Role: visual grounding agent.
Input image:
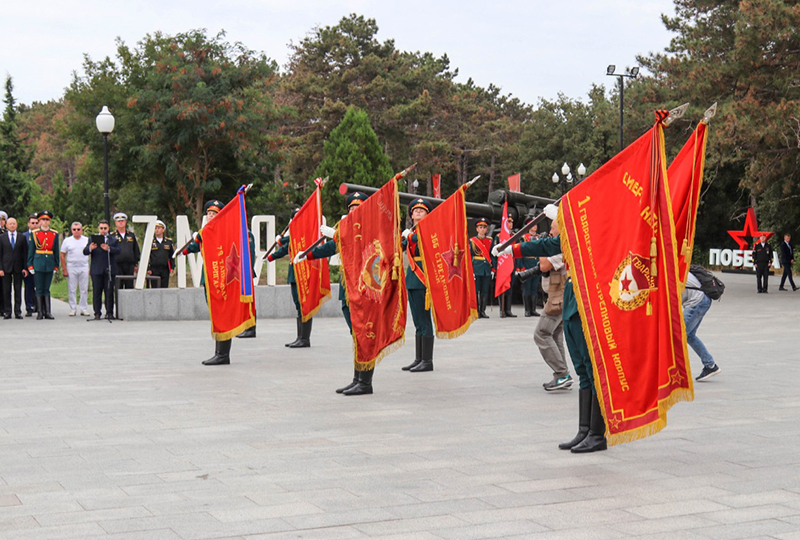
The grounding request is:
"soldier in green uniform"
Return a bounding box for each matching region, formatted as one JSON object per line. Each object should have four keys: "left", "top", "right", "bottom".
{"left": 297, "top": 192, "right": 371, "bottom": 395}
{"left": 147, "top": 220, "right": 174, "bottom": 288}
{"left": 470, "top": 217, "right": 494, "bottom": 319}
{"left": 265, "top": 208, "right": 312, "bottom": 348}
{"left": 494, "top": 204, "right": 607, "bottom": 453}
{"left": 182, "top": 199, "right": 255, "bottom": 365}
{"left": 517, "top": 217, "right": 541, "bottom": 317}
{"left": 26, "top": 211, "right": 59, "bottom": 320}
{"left": 401, "top": 198, "right": 435, "bottom": 372}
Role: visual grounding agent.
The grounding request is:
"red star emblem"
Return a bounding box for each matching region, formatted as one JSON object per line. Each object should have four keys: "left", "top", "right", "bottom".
{"left": 225, "top": 243, "right": 240, "bottom": 285}
{"left": 607, "top": 415, "right": 621, "bottom": 431}
{"left": 440, "top": 243, "right": 463, "bottom": 281}
{"left": 620, "top": 276, "right": 633, "bottom": 292}
{"left": 670, "top": 369, "right": 685, "bottom": 386}
{"left": 727, "top": 208, "right": 773, "bottom": 250}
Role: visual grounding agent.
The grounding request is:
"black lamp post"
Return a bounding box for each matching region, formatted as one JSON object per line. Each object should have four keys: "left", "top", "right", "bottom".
{"left": 95, "top": 106, "right": 115, "bottom": 222}
{"left": 552, "top": 162, "right": 587, "bottom": 195}
{"left": 606, "top": 65, "right": 639, "bottom": 152}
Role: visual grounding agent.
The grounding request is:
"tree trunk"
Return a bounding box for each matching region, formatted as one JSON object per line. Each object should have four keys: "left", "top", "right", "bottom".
{"left": 489, "top": 154, "right": 496, "bottom": 194}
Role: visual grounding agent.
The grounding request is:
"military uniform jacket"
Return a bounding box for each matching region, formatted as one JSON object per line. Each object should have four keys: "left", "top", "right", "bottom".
{"left": 148, "top": 237, "right": 175, "bottom": 271}
{"left": 27, "top": 229, "right": 60, "bottom": 273}
{"left": 516, "top": 233, "right": 539, "bottom": 271}
{"left": 113, "top": 229, "right": 141, "bottom": 266}
{"left": 270, "top": 235, "right": 295, "bottom": 284}
{"left": 753, "top": 242, "right": 773, "bottom": 266}
{"left": 403, "top": 233, "right": 426, "bottom": 290}
{"left": 470, "top": 236, "right": 494, "bottom": 277}
{"left": 516, "top": 236, "right": 580, "bottom": 319}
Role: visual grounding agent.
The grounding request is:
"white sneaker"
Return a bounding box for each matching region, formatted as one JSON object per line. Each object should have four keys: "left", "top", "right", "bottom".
{"left": 69, "top": 311, "right": 77, "bottom": 317}
{"left": 81, "top": 311, "right": 91, "bottom": 316}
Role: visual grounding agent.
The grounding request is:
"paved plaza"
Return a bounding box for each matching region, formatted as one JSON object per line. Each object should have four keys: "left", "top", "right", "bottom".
{"left": 1, "top": 273, "right": 800, "bottom": 540}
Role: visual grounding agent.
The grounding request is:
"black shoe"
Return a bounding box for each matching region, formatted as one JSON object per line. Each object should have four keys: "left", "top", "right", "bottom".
{"left": 93, "top": 314, "right": 102, "bottom": 320}
{"left": 779, "top": 287, "right": 788, "bottom": 291}
{"left": 559, "top": 389, "right": 591, "bottom": 450}
{"left": 794, "top": 287, "right": 799, "bottom": 291}
{"left": 695, "top": 364, "right": 720, "bottom": 381}
{"left": 203, "top": 340, "right": 231, "bottom": 365}
{"left": 530, "top": 310, "right": 540, "bottom": 317}
{"left": 409, "top": 336, "right": 434, "bottom": 372}
{"left": 25, "top": 311, "right": 32, "bottom": 317}
{"left": 43, "top": 297, "right": 54, "bottom": 319}
{"left": 342, "top": 369, "right": 373, "bottom": 395}
{"left": 504, "top": 312, "right": 517, "bottom": 318}
{"left": 35, "top": 297, "right": 44, "bottom": 320}
{"left": 288, "top": 319, "right": 312, "bottom": 348}
{"left": 336, "top": 369, "right": 359, "bottom": 394}
{"left": 571, "top": 393, "right": 607, "bottom": 453}
{"left": 402, "top": 336, "right": 423, "bottom": 371}
{"left": 15, "top": 314, "right": 23, "bottom": 320}
{"left": 237, "top": 326, "right": 256, "bottom": 338}
{"left": 285, "top": 317, "right": 302, "bottom": 347}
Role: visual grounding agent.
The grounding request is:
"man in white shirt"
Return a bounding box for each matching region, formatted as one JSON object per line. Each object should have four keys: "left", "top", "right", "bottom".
{"left": 60, "top": 222, "right": 90, "bottom": 316}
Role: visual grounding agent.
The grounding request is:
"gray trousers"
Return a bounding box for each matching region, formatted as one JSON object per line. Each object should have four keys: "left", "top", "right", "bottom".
{"left": 534, "top": 312, "right": 568, "bottom": 378}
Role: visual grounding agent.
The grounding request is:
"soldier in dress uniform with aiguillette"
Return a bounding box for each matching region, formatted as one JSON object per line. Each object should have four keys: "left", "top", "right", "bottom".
{"left": 470, "top": 217, "right": 494, "bottom": 319}
{"left": 402, "top": 198, "right": 435, "bottom": 372}
{"left": 147, "top": 220, "right": 174, "bottom": 288}
{"left": 27, "top": 210, "right": 59, "bottom": 320}
{"left": 112, "top": 212, "right": 141, "bottom": 289}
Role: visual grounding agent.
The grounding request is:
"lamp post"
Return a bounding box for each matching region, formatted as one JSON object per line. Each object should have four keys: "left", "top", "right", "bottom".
{"left": 95, "top": 106, "right": 115, "bottom": 222}
{"left": 412, "top": 178, "right": 419, "bottom": 195}
{"left": 606, "top": 65, "right": 639, "bottom": 152}
{"left": 552, "top": 162, "right": 586, "bottom": 195}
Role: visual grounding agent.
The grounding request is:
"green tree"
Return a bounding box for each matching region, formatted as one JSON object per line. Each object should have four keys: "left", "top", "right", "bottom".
{"left": 315, "top": 106, "right": 393, "bottom": 218}
{"left": 0, "top": 75, "right": 40, "bottom": 217}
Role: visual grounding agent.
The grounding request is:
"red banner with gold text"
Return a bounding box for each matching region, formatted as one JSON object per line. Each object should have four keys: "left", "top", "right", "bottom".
{"left": 336, "top": 179, "right": 407, "bottom": 370}
{"left": 558, "top": 115, "right": 693, "bottom": 445}
{"left": 494, "top": 201, "right": 513, "bottom": 297}
{"left": 201, "top": 186, "right": 256, "bottom": 340}
{"left": 668, "top": 122, "right": 708, "bottom": 283}
{"left": 416, "top": 186, "right": 478, "bottom": 338}
{"left": 290, "top": 188, "right": 331, "bottom": 321}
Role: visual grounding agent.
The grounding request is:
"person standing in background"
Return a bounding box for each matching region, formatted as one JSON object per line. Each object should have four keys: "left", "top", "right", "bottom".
{"left": 0, "top": 217, "right": 29, "bottom": 319}
{"left": 60, "top": 222, "right": 91, "bottom": 316}
{"left": 112, "top": 213, "right": 140, "bottom": 289}
{"left": 778, "top": 233, "right": 797, "bottom": 291}
{"left": 753, "top": 234, "right": 773, "bottom": 293}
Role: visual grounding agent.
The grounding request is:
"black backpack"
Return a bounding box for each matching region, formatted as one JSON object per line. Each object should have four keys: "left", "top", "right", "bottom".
{"left": 687, "top": 264, "right": 725, "bottom": 300}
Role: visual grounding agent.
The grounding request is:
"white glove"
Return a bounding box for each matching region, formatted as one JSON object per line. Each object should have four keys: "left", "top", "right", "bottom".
{"left": 320, "top": 225, "right": 335, "bottom": 239}
{"left": 492, "top": 244, "right": 512, "bottom": 258}
{"left": 192, "top": 231, "right": 201, "bottom": 243}
{"left": 402, "top": 228, "right": 412, "bottom": 240}
{"left": 293, "top": 252, "right": 307, "bottom": 265}
{"left": 544, "top": 204, "right": 559, "bottom": 222}
{"left": 275, "top": 234, "right": 284, "bottom": 246}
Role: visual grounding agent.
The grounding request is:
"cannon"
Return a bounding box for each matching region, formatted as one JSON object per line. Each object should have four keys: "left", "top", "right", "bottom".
{"left": 338, "top": 183, "right": 555, "bottom": 226}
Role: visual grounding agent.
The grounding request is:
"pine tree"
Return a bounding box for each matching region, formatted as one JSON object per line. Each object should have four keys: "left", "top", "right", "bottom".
{"left": 0, "top": 75, "right": 37, "bottom": 218}
{"left": 315, "top": 107, "right": 393, "bottom": 218}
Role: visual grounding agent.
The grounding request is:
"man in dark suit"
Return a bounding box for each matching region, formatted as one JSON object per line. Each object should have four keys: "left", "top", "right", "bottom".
{"left": 753, "top": 234, "right": 774, "bottom": 293}
{"left": 83, "top": 219, "right": 120, "bottom": 319}
{"left": 22, "top": 214, "right": 38, "bottom": 316}
{"left": 779, "top": 233, "right": 797, "bottom": 291}
{"left": 0, "top": 217, "right": 29, "bottom": 319}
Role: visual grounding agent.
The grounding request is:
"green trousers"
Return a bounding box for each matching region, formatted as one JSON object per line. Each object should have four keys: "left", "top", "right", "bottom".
{"left": 34, "top": 271, "right": 54, "bottom": 297}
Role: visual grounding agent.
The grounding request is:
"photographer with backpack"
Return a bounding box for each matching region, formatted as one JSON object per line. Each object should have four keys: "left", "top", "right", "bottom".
{"left": 683, "top": 266, "right": 723, "bottom": 381}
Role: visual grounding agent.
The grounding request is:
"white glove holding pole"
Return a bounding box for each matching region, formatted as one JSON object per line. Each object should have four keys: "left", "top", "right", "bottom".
{"left": 293, "top": 252, "right": 307, "bottom": 265}
{"left": 544, "top": 204, "right": 559, "bottom": 222}
{"left": 402, "top": 228, "right": 412, "bottom": 240}
{"left": 492, "top": 244, "right": 513, "bottom": 258}
{"left": 319, "top": 225, "right": 335, "bottom": 239}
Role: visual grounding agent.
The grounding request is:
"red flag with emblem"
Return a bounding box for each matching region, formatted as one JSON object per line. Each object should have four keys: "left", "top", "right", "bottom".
{"left": 416, "top": 185, "right": 478, "bottom": 338}
{"left": 200, "top": 186, "right": 256, "bottom": 340}
{"left": 558, "top": 112, "right": 692, "bottom": 445}
{"left": 494, "top": 201, "right": 513, "bottom": 297}
{"left": 667, "top": 122, "right": 708, "bottom": 283}
{"left": 336, "top": 178, "right": 407, "bottom": 370}
{"left": 432, "top": 174, "right": 442, "bottom": 198}
{"left": 290, "top": 187, "right": 331, "bottom": 321}
{"left": 507, "top": 173, "right": 521, "bottom": 192}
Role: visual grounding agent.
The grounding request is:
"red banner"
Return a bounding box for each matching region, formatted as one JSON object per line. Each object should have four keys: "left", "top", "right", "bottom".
{"left": 558, "top": 114, "right": 692, "bottom": 445}
{"left": 201, "top": 186, "right": 256, "bottom": 340}
{"left": 668, "top": 122, "right": 708, "bottom": 282}
{"left": 507, "top": 173, "right": 521, "bottom": 192}
{"left": 432, "top": 174, "right": 442, "bottom": 198}
{"left": 290, "top": 187, "right": 332, "bottom": 321}
{"left": 337, "top": 178, "right": 407, "bottom": 370}
{"left": 494, "top": 201, "right": 513, "bottom": 297}
{"left": 416, "top": 185, "right": 478, "bottom": 338}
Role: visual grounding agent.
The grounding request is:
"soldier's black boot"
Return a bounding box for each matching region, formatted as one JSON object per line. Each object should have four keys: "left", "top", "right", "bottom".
{"left": 504, "top": 300, "right": 517, "bottom": 318}
{"left": 336, "top": 368, "right": 359, "bottom": 394}
{"left": 571, "top": 392, "right": 608, "bottom": 453}
{"left": 559, "top": 389, "right": 591, "bottom": 450}
{"left": 285, "top": 317, "right": 302, "bottom": 347}
{"left": 529, "top": 296, "right": 539, "bottom": 317}
{"left": 410, "top": 335, "right": 434, "bottom": 372}
{"left": 342, "top": 368, "right": 374, "bottom": 395}
{"left": 237, "top": 325, "right": 256, "bottom": 338}
{"left": 35, "top": 296, "right": 44, "bottom": 320}
{"left": 479, "top": 294, "right": 489, "bottom": 319}
{"left": 44, "top": 296, "right": 55, "bottom": 319}
{"left": 203, "top": 339, "right": 231, "bottom": 366}
{"left": 289, "top": 319, "right": 312, "bottom": 348}
{"left": 524, "top": 296, "right": 533, "bottom": 317}
{"left": 402, "top": 335, "right": 423, "bottom": 371}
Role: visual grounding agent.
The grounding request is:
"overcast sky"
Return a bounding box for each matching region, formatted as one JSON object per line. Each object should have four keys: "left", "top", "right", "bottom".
{"left": 2, "top": 0, "right": 677, "bottom": 107}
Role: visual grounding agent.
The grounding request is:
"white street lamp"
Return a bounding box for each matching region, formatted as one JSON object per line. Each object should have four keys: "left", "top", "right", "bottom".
{"left": 95, "top": 106, "right": 116, "bottom": 222}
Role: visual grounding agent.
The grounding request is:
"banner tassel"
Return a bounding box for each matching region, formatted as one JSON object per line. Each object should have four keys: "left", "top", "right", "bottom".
{"left": 393, "top": 253, "right": 400, "bottom": 280}
{"left": 425, "top": 289, "right": 431, "bottom": 311}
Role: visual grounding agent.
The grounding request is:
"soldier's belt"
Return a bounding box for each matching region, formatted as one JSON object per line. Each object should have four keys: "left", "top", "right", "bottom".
{"left": 413, "top": 256, "right": 423, "bottom": 261}
{"left": 36, "top": 250, "right": 53, "bottom": 255}
{"left": 473, "top": 256, "right": 486, "bottom": 261}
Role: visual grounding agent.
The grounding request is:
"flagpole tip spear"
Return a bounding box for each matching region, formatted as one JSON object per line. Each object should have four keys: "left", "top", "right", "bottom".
{"left": 393, "top": 163, "right": 418, "bottom": 181}
{"left": 465, "top": 175, "right": 481, "bottom": 188}
{"left": 664, "top": 102, "right": 690, "bottom": 126}
{"left": 703, "top": 102, "right": 717, "bottom": 123}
